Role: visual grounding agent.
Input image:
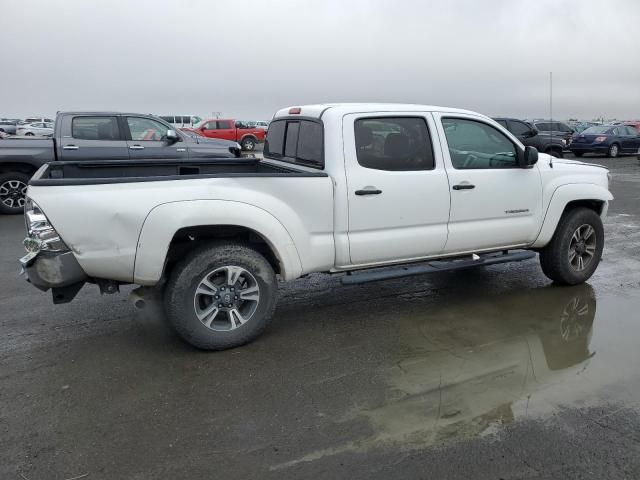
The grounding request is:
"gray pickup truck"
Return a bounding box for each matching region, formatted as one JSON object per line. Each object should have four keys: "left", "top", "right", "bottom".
{"left": 0, "top": 112, "right": 242, "bottom": 214}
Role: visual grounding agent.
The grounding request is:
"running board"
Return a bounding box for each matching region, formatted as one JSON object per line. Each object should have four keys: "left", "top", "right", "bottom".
{"left": 340, "top": 250, "right": 536, "bottom": 285}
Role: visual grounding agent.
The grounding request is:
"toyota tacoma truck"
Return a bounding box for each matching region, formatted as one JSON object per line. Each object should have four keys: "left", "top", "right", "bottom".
{"left": 19, "top": 104, "right": 612, "bottom": 350}
{"left": 0, "top": 111, "right": 241, "bottom": 214}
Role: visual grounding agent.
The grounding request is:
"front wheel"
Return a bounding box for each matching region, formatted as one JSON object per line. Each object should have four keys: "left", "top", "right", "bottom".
{"left": 24, "top": 132, "right": 34, "bottom": 136}
{"left": 607, "top": 143, "right": 620, "bottom": 158}
{"left": 164, "top": 242, "right": 277, "bottom": 350}
{"left": 539, "top": 207, "right": 604, "bottom": 285}
{"left": 241, "top": 137, "right": 256, "bottom": 151}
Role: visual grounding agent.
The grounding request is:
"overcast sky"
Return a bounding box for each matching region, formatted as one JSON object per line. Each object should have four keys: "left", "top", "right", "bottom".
{"left": 1, "top": 0, "right": 639, "bottom": 121}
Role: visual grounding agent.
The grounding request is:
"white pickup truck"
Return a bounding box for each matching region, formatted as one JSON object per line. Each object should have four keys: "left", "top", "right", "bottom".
{"left": 20, "top": 103, "right": 612, "bottom": 350}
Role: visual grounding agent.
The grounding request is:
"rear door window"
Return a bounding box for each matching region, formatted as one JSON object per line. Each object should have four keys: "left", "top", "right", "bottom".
{"left": 72, "top": 116, "right": 121, "bottom": 140}
{"left": 354, "top": 117, "right": 434, "bottom": 171}
{"left": 218, "top": 120, "right": 232, "bottom": 129}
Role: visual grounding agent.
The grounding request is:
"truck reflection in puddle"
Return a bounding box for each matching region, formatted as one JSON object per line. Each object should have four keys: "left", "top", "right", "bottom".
{"left": 274, "top": 284, "right": 596, "bottom": 470}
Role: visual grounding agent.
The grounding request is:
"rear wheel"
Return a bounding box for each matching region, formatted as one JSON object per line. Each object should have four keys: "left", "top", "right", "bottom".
{"left": 607, "top": 143, "right": 620, "bottom": 158}
{"left": 539, "top": 207, "right": 604, "bottom": 285}
{"left": 241, "top": 137, "right": 256, "bottom": 151}
{"left": 24, "top": 132, "right": 34, "bottom": 136}
{"left": 164, "top": 242, "right": 277, "bottom": 350}
{"left": 0, "top": 172, "right": 30, "bottom": 215}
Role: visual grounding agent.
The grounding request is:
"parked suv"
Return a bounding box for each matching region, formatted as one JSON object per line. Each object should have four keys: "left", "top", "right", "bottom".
{"left": 529, "top": 120, "right": 574, "bottom": 146}
{"left": 493, "top": 118, "right": 566, "bottom": 157}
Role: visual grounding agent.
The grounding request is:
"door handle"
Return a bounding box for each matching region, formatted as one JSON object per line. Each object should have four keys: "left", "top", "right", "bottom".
{"left": 129, "top": 145, "right": 145, "bottom": 150}
{"left": 452, "top": 184, "right": 475, "bottom": 190}
{"left": 62, "top": 145, "right": 79, "bottom": 150}
{"left": 355, "top": 188, "right": 382, "bottom": 196}
{"left": 176, "top": 148, "right": 186, "bottom": 152}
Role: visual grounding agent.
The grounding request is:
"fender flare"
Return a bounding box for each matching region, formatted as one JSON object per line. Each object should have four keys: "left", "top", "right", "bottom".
{"left": 239, "top": 134, "right": 257, "bottom": 143}
{"left": 532, "top": 183, "right": 613, "bottom": 248}
{"left": 133, "top": 199, "right": 303, "bottom": 284}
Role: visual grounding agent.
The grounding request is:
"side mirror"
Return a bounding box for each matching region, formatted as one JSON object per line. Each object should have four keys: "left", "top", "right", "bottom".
{"left": 519, "top": 146, "right": 538, "bottom": 168}
{"left": 528, "top": 128, "right": 538, "bottom": 138}
{"left": 166, "top": 129, "right": 179, "bottom": 143}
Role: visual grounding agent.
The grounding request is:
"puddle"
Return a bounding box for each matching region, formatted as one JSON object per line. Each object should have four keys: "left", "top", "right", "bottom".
{"left": 273, "top": 284, "right": 640, "bottom": 470}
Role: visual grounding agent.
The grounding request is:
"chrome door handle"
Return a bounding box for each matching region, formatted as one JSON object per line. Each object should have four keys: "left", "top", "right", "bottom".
{"left": 62, "top": 145, "right": 79, "bottom": 150}
{"left": 129, "top": 145, "right": 145, "bottom": 150}
{"left": 176, "top": 148, "right": 186, "bottom": 152}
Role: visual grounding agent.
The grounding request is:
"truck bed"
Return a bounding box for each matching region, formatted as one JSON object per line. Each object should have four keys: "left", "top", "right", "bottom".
{"left": 30, "top": 158, "right": 327, "bottom": 186}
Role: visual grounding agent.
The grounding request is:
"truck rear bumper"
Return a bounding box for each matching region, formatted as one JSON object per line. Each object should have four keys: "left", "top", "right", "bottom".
{"left": 20, "top": 250, "right": 87, "bottom": 300}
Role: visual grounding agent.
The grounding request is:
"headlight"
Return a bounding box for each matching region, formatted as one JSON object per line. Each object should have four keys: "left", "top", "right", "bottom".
{"left": 23, "top": 198, "right": 69, "bottom": 253}
{"left": 561, "top": 139, "right": 567, "bottom": 145}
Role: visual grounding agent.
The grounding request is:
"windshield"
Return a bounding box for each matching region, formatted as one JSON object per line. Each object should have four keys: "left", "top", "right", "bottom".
{"left": 582, "top": 126, "right": 612, "bottom": 135}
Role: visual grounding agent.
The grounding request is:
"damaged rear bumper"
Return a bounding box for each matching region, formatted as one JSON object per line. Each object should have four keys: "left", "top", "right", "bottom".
{"left": 20, "top": 250, "right": 88, "bottom": 303}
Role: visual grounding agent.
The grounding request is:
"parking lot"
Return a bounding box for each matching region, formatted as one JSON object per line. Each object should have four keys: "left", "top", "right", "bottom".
{"left": 1, "top": 154, "right": 640, "bottom": 479}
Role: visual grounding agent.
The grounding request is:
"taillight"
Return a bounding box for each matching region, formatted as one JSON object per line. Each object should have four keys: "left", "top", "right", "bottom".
{"left": 594, "top": 136, "right": 607, "bottom": 142}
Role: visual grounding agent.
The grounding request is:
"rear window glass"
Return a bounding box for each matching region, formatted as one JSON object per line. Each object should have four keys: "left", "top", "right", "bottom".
{"left": 264, "top": 120, "right": 285, "bottom": 155}
{"left": 264, "top": 119, "right": 324, "bottom": 169}
{"left": 284, "top": 122, "right": 299, "bottom": 157}
{"left": 72, "top": 116, "right": 120, "bottom": 140}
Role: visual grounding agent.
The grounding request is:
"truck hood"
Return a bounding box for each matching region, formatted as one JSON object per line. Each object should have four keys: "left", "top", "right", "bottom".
{"left": 551, "top": 157, "right": 608, "bottom": 170}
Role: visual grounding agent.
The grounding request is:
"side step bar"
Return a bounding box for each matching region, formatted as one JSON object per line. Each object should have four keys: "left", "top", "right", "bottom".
{"left": 341, "top": 250, "right": 536, "bottom": 285}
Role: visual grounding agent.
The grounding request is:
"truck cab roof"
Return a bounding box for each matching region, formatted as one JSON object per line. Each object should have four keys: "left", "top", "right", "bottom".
{"left": 273, "top": 103, "right": 482, "bottom": 120}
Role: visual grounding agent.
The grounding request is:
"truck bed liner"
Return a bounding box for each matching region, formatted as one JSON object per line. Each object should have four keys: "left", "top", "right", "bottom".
{"left": 30, "top": 158, "right": 327, "bottom": 186}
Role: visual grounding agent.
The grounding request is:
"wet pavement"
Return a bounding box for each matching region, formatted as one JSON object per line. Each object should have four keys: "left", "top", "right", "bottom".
{"left": 1, "top": 154, "right": 640, "bottom": 479}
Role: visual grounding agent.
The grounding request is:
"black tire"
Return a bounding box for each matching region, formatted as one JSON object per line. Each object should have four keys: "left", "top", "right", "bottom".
{"left": 573, "top": 152, "right": 584, "bottom": 157}
{"left": 241, "top": 137, "right": 256, "bottom": 151}
{"left": 164, "top": 242, "right": 277, "bottom": 350}
{"left": 0, "top": 172, "right": 30, "bottom": 215}
{"left": 539, "top": 207, "right": 604, "bottom": 285}
{"left": 24, "top": 132, "right": 34, "bottom": 136}
{"left": 607, "top": 143, "right": 620, "bottom": 158}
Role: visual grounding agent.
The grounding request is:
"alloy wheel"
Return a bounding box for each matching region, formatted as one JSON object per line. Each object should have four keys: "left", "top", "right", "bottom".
{"left": 193, "top": 265, "right": 260, "bottom": 331}
{"left": 0, "top": 180, "right": 27, "bottom": 209}
{"left": 568, "top": 224, "right": 597, "bottom": 272}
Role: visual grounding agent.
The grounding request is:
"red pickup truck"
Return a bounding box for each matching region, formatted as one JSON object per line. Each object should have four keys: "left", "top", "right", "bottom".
{"left": 192, "top": 119, "right": 265, "bottom": 151}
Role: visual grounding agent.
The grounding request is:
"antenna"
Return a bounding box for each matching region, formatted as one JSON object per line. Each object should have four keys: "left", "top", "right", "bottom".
{"left": 549, "top": 71, "right": 554, "bottom": 168}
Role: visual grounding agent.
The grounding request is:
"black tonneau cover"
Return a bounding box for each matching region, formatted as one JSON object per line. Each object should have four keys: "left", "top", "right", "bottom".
{"left": 29, "top": 158, "right": 328, "bottom": 186}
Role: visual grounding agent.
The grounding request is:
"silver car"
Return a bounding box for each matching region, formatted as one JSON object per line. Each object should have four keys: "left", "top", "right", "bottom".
{"left": 16, "top": 122, "right": 54, "bottom": 137}
{"left": 0, "top": 120, "right": 17, "bottom": 135}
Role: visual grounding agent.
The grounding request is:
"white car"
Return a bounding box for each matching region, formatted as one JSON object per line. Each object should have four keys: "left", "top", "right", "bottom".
{"left": 16, "top": 122, "right": 54, "bottom": 136}
{"left": 20, "top": 103, "right": 612, "bottom": 350}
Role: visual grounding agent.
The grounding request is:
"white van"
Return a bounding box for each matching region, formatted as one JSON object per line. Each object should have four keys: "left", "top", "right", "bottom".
{"left": 158, "top": 115, "right": 203, "bottom": 128}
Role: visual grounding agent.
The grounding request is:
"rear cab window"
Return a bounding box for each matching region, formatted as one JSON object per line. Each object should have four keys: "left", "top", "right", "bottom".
{"left": 71, "top": 116, "right": 121, "bottom": 140}
{"left": 354, "top": 117, "right": 434, "bottom": 171}
{"left": 264, "top": 118, "right": 324, "bottom": 169}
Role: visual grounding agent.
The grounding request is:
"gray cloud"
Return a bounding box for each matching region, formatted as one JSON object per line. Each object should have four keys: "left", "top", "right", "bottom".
{"left": 1, "top": 0, "right": 639, "bottom": 121}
